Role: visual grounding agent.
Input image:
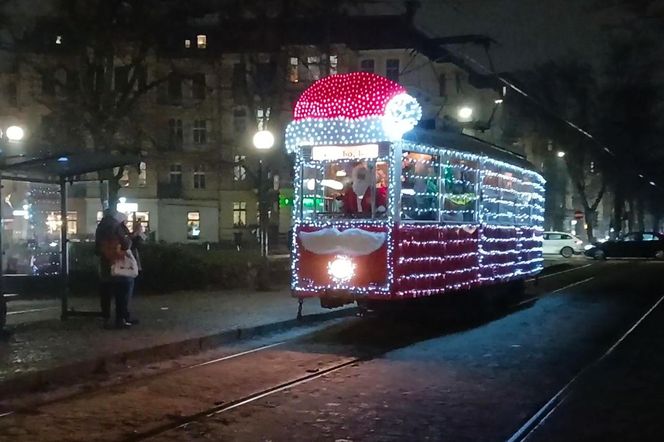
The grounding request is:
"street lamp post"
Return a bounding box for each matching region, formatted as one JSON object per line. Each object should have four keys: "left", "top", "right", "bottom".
{"left": 252, "top": 130, "right": 275, "bottom": 258}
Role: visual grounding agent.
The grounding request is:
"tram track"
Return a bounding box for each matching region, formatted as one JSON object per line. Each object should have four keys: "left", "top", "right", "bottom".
{"left": 506, "top": 291, "right": 664, "bottom": 442}
{"left": 0, "top": 263, "right": 607, "bottom": 442}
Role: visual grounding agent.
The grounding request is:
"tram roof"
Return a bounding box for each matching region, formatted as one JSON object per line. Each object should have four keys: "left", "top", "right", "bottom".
{"left": 403, "top": 130, "right": 538, "bottom": 173}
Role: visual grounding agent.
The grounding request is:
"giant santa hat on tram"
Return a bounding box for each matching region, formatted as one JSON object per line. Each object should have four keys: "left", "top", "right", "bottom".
{"left": 285, "top": 72, "right": 423, "bottom": 153}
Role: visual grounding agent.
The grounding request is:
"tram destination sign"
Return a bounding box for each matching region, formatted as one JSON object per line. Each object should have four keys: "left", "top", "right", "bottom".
{"left": 311, "top": 144, "right": 379, "bottom": 161}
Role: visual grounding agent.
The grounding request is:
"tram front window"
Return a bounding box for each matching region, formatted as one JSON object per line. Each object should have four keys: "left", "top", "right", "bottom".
{"left": 301, "top": 161, "right": 389, "bottom": 220}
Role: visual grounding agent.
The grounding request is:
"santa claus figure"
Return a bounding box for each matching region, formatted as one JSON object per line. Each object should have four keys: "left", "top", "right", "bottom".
{"left": 338, "top": 164, "right": 388, "bottom": 215}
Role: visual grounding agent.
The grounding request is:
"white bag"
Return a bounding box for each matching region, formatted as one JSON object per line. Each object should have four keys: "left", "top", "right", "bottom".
{"left": 111, "top": 250, "right": 139, "bottom": 278}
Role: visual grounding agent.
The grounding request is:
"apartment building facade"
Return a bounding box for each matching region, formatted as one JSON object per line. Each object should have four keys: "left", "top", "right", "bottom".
{"left": 0, "top": 11, "right": 504, "bottom": 246}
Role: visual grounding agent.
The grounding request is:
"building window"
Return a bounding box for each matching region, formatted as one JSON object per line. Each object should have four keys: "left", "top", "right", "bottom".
{"left": 196, "top": 34, "right": 207, "bottom": 49}
{"left": 169, "top": 164, "right": 182, "bottom": 186}
{"left": 46, "top": 211, "right": 77, "bottom": 235}
{"left": 193, "top": 165, "right": 206, "bottom": 189}
{"left": 329, "top": 55, "right": 338, "bottom": 75}
{"left": 119, "top": 167, "right": 130, "bottom": 187}
{"left": 360, "top": 59, "right": 375, "bottom": 73}
{"left": 192, "top": 73, "right": 206, "bottom": 99}
{"left": 168, "top": 118, "right": 183, "bottom": 149}
{"left": 233, "top": 108, "right": 247, "bottom": 135}
{"left": 168, "top": 75, "right": 182, "bottom": 101}
{"left": 233, "top": 201, "right": 247, "bottom": 227}
{"left": 386, "top": 59, "right": 400, "bottom": 82}
{"left": 256, "top": 108, "right": 270, "bottom": 131}
{"left": 184, "top": 39, "right": 191, "bottom": 48}
{"left": 187, "top": 211, "right": 201, "bottom": 239}
{"left": 193, "top": 119, "right": 207, "bottom": 144}
{"left": 288, "top": 57, "right": 299, "bottom": 83}
{"left": 55, "top": 35, "right": 62, "bottom": 45}
{"left": 307, "top": 56, "right": 320, "bottom": 80}
{"left": 138, "top": 162, "right": 147, "bottom": 187}
{"left": 233, "top": 155, "right": 247, "bottom": 181}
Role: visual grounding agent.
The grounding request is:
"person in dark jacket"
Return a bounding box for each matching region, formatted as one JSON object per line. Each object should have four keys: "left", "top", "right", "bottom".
{"left": 95, "top": 209, "right": 134, "bottom": 328}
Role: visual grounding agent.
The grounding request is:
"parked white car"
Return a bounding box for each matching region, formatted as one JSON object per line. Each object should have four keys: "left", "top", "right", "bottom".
{"left": 542, "top": 231, "right": 584, "bottom": 258}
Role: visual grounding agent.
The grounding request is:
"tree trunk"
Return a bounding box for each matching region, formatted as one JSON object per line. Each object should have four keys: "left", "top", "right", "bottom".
{"left": 627, "top": 199, "right": 636, "bottom": 232}
{"left": 611, "top": 189, "right": 624, "bottom": 238}
{"left": 584, "top": 208, "right": 597, "bottom": 243}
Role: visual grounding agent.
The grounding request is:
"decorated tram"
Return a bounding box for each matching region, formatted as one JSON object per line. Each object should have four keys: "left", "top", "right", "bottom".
{"left": 286, "top": 72, "right": 545, "bottom": 309}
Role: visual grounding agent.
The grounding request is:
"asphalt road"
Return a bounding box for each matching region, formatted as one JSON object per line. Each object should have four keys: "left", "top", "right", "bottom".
{"left": 1, "top": 260, "right": 663, "bottom": 442}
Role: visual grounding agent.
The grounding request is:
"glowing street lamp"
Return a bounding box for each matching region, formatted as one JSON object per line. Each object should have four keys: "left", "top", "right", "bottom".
{"left": 556, "top": 151, "right": 566, "bottom": 158}
{"left": 5, "top": 125, "right": 25, "bottom": 142}
{"left": 253, "top": 130, "right": 275, "bottom": 151}
{"left": 457, "top": 106, "right": 473, "bottom": 121}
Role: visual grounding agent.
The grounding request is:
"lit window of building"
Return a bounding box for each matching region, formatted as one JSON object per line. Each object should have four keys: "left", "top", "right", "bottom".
{"left": 138, "top": 162, "right": 147, "bottom": 187}
{"left": 233, "top": 201, "right": 247, "bottom": 227}
{"left": 119, "top": 167, "right": 130, "bottom": 187}
{"left": 187, "top": 211, "right": 201, "bottom": 239}
{"left": 288, "top": 57, "right": 299, "bottom": 83}
{"left": 196, "top": 34, "right": 207, "bottom": 49}
{"left": 329, "top": 55, "right": 338, "bottom": 75}
{"left": 233, "top": 155, "right": 246, "bottom": 181}
{"left": 307, "top": 56, "right": 320, "bottom": 80}
{"left": 193, "top": 165, "right": 206, "bottom": 189}
{"left": 55, "top": 35, "right": 62, "bottom": 45}
{"left": 184, "top": 39, "right": 191, "bottom": 48}
{"left": 256, "top": 108, "right": 270, "bottom": 131}
{"left": 46, "top": 211, "right": 77, "bottom": 235}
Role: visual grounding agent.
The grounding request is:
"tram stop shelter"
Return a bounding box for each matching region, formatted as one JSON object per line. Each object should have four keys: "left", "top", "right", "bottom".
{"left": 0, "top": 152, "right": 140, "bottom": 324}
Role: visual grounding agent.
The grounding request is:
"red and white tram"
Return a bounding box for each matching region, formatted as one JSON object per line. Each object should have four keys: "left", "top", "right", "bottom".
{"left": 285, "top": 72, "right": 545, "bottom": 309}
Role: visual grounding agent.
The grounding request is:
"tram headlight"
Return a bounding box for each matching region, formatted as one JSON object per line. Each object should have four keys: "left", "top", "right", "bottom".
{"left": 328, "top": 256, "right": 355, "bottom": 283}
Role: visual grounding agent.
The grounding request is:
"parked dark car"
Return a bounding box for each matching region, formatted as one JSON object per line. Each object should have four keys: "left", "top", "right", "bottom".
{"left": 584, "top": 232, "right": 664, "bottom": 260}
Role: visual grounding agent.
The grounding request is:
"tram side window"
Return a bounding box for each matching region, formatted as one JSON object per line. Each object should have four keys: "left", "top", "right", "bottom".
{"left": 400, "top": 151, "right": 439, "bottom": 221}
{"left": 481, "top": 166, "right": 529, "bottom": 225}
{"left": 301, "top": 164, "right": 323, "bottom": 220}
{"left": 441, "top": 156, "right": 478, "bottom": 223}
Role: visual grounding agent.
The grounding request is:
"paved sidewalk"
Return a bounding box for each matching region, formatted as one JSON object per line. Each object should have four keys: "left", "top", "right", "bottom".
{"left": 0, "top": 288, "right": 348, "bottom": 388}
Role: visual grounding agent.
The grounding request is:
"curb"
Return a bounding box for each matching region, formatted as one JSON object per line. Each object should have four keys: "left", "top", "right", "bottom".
{"left": 0, "top": 306, "right": 357, "bottom": 399}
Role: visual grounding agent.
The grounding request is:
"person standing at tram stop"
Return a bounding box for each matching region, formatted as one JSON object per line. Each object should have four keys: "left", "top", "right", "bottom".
{"left": 127, "top": 217, "right": 147, "bottom": 324}
{"left": 340, "top": 163, "right": 387, "bottom": 216}
{"left": 95, "top": 209, "right": 138, "bottom": 329}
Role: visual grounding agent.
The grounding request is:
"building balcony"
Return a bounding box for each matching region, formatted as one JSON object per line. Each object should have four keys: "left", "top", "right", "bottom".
{"left": 157, "top": 182, "right": 183, "bottom": 199}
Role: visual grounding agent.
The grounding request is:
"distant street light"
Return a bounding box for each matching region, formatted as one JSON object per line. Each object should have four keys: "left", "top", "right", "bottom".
{"left": 494, "top": 99, "right": 503, "bottom": 104}
{"left": 4, "top": 125, "right": 25, "bottom": 142}
{"left": 457, "top": 106, "right": 473, "bottom": 121}
{"left": 253, "top": 130, "right": 275, "bottom": 258}
{"left": 556, "top": 151, "right": 566, "bottom": 158}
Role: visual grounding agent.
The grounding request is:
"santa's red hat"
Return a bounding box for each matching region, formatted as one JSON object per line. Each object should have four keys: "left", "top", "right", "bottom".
{"left": 286, "top": 72, "right": 422, "bottom": 153}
